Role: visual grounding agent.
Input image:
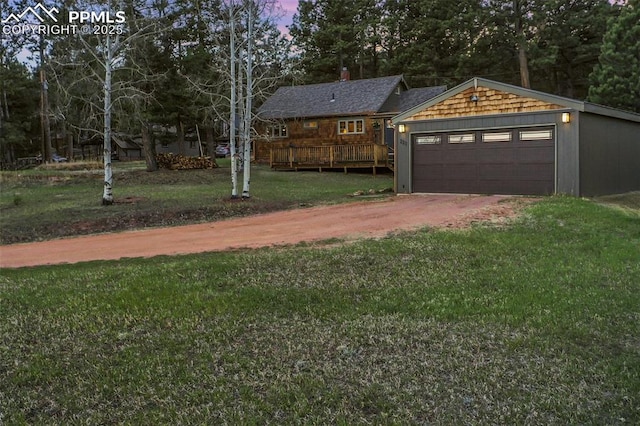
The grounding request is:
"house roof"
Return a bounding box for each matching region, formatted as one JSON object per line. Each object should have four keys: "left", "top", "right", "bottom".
{"left": 258, "top": 75, "right": 446, "bottom": 120}
{"left": 393, "top": 77, "right": 640, "bottom": 123}
{"left": 380, "top": 86, "right": 447, "bottom": 114}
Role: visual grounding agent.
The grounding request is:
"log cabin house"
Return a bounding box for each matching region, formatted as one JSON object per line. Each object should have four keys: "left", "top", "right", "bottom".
{"left": 255, "top": 72, "right": 446, "bottom": 172}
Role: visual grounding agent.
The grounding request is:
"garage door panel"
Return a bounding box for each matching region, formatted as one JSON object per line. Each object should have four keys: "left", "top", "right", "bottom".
{"left": 516, "top": 164, "right": 555, "bottom": 180}
{"left": 412, "top": 177, "right": 445, "bottom": 193}
{"left": 443, "top": 164, "right": 478, "bottom": 177}
{"left": 445, "top": 179, "right": 479, "bottom": 193}
{"left": 414, "top": 148, "right": 442, "bottom": 165}
{"left": 478, "top": 164, "right": 515, "bottom": 180}
{"left": 446, "top": 150, "right": 481, "bottom": 163}
{"left": 517, "top": 146, "right": 554, "bottom": 162}
{"left": 476, "top": 148, "right": 517, "bottom": 162}
{"left": 412, "top": 127, "right": 555, "bottom": 195}
{"left": 414, "top": 164, "right": 443, "bottom": 180}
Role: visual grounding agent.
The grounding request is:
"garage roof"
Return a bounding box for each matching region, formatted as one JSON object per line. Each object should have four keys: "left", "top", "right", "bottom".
{"left": 393, "top": 77, "right": 640, "bottom": 124}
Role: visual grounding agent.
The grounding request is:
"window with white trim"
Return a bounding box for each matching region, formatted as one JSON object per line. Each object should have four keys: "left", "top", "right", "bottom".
{"left": 448, "top": 133, "right": 475, "bottom": 144}
{"left": 519, "top": 129, "right": 553, "bottom": 141}
{"left": 338, "top": 119, "right": 364, "bottom": 134}
{"left": 416, "top": 135, "right": 442, "bottom": 145}
{"left": 268, "top": 125, "right": 288, "bottom": 138}
{"left": 483, "top": 131, "right": 512, "bottom": 143}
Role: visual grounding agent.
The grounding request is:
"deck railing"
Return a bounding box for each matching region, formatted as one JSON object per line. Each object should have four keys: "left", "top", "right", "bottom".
{"left": 270, "top": 144, "right": 391, "bottom": 171}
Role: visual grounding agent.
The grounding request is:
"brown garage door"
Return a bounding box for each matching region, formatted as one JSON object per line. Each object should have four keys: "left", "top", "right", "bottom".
{"left": 412, "top": 127, "right": 555, "bottom": 195}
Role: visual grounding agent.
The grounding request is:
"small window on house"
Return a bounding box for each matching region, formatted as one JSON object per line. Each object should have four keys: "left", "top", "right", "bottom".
{"left": 338, "top": 119, "right": 365, "bottom": 134}
{"left": 303, "top": 121, "right": 318, "bottom": 129}
{"left": 448, "top": 133, "right": 475, "bottom": 144}
{"left": 415, "top": 135, "right": 441, "bottom": 145}
{"left": 519, "top": 129, "right": 553, "bottom": 141}
{"left": 269, "top": 125, "right": 288, "bottom": 138}
{"left": 482, "top": 131, "right": 512, "bottom": 143}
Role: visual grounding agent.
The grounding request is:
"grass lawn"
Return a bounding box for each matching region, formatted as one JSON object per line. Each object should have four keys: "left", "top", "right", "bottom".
{"left": 1, "top": 195, "right": 639, "bottom": 424}
{"left": 0, "top": 160, "right": 393, "bottom": 244}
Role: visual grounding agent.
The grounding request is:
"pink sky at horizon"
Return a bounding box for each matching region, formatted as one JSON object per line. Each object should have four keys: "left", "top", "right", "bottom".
{"left": 276, "top": 0, "right": 298, "bottom": 34}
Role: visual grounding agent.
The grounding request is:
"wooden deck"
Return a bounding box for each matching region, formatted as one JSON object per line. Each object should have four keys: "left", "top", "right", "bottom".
{"left": 270, "top": 144, "right": 394, "bottom": 173}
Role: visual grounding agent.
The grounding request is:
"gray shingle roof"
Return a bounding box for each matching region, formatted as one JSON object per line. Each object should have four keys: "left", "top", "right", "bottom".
{"left": 258, "top": 75, "right": 416, "bottom": 120}
{"left": 380, "top": 86, "right": 447, "bottom": 114}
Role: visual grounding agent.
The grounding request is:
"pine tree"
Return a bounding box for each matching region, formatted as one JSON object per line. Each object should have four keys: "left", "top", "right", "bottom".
{"left": 290, "top": 0, "right": 381, "bottom": 82}
{"left": 0, "top": 60, "right": 39, "bottom": 163}
{"left": 530, "top": 0, "right": 613, "bottom": 99}
{"left": 588, "top": 0, "right": 640, "bottom": 112}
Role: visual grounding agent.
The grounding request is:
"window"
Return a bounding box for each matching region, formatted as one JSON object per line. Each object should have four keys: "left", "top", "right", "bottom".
{"left": 303, "top": 121, "right": 318, "bottom": 129}
{"left": 482, "top": 131, "right": 512, "bottom": 143}
{"left": 448, "top": 133, "right": 475, "bottom": 144}
{"left": 268, "top": 125, "right": 288, "bottom": 138}
{"left": 520, "top": 129, "right": 553, "bottom": 141}
{"left": 338, "top": 119, "right": 364, "bottom": 134}
{"left": 415, "top": 135, "right": 441, "bottom": 145}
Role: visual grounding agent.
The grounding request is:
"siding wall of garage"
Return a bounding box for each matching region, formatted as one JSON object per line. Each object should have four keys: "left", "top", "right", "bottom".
{"left": 579, "top": 114, "right": 640, "bottom": 196}
{"left": 396, "top": 111, "right": 579, "bottom": 195}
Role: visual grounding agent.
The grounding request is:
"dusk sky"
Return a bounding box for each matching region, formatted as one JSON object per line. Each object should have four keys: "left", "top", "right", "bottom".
{"left": 276, "top": 0, "right": 298, "bottom": 34}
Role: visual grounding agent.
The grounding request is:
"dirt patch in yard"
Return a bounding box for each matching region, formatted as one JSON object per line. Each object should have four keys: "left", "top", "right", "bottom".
{"left": 0, "top": 194, "right": 537, "bottom": 268}
{"left": 444, "top": 197, "right": 541, "bottom": 229}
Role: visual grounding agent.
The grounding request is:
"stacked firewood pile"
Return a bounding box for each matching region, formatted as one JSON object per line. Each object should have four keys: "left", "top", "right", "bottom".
{"left": 155, "top": 153, "right": 217, "bottom": 170}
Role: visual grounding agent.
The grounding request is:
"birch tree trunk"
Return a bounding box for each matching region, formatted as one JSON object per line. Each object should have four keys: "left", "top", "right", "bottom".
{"left": 241, "top": 1, "right": 253, "bottom": 199}
{"left": 229, "top": 6, "right": 239, "bottom": 198}
{"left": 103, "top": 31, "right": 114, "bottom": 205}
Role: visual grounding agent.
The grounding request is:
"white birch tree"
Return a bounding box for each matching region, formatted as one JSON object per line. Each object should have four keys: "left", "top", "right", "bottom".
{"left": 240, "top": 0, "right": 253, "bottom": 198}
{"left": 183, "top": 0, "right": 288, "bottom": 199}
{"left": 49, "top": 0, "right": 158, "bottom": 204}
{"left": 229, "top": 3, "right": 239, "bottom": 198}
{"left": 234, "top": 0, "right": 283, "bottom": 199}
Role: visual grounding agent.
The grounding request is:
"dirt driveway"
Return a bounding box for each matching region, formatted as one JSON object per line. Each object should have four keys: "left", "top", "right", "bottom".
{"left": 1, "top": 194, "right": 520, "bottom": 268}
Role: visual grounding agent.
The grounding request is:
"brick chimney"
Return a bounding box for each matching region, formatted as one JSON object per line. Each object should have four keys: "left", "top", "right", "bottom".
{"left": 340, "top": 67, "right": 350, "bottom": 81}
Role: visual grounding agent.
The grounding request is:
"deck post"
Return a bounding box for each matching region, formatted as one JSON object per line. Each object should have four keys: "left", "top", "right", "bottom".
{"left": 289, "top": 147, "right": 293, "bottom": 168}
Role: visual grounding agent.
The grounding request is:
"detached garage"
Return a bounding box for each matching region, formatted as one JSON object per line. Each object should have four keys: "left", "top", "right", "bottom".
{"left": 393, "top": 77, "right": 640, "bottom": 197}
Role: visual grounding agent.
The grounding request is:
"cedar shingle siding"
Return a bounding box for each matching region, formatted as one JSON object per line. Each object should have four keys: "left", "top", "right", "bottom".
{"left": 407, "top": 87, "right": 563, "bottom": 121}
{"left": 255, "top": 75, "right": 446, "bottom": 163}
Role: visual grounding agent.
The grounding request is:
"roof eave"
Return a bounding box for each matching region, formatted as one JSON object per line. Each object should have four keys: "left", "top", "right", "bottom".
{"left": 259, "top": 111, "right": 379, "bottom": 121}
{"left": 392, "top": 77, "right": 588, "bottom": 123}
{"left": 583, "top": 102, "right": 640, "bottom": 123}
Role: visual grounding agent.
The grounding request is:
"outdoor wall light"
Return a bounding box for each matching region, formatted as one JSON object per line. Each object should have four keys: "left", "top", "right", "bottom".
{"left": 398, "top": 124, "right": 406, "bottom": 133}
{"left": 562, "top": 112, "right": 571, "bottom": 123}
{"left": 470, "top": 94, "right": 479, "bottom": 103}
